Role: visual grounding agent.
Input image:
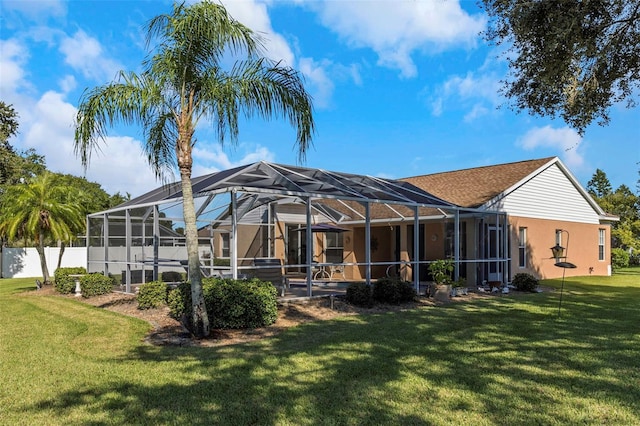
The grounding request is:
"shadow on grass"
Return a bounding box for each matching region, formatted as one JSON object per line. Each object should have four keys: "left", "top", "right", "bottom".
{"left": 24, "top": 282, "right": 640, "bottom": 425}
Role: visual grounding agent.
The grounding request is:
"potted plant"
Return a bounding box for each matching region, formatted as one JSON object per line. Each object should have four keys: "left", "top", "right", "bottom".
{"left": 451, "top": 277, "right": 468, "bottom": 297}
{"left": 428, "top": 259, "right": 453, "bottom": 301}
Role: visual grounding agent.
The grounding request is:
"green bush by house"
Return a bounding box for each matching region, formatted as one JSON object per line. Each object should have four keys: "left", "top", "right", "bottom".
{"left": 168, "top": 278, "right": 278, "bottom": 329}
{"left": 372, "top": 277, "right": 416, "bottom": 304}
{"left": 346, "top": 282, "right": 373, "bottom": 307}
{"left": 80, "top": 273, "right": 115, "bottom": 297}
{"left": 54, "top": 267, "right": 87, "bottom": 294}
{"left": 612, "top": 248, "right": 630, "bottom": 270}
{"left": 512, "top": 273, "right": 539, "bottom": 292}
{"left": 137, "top": 281, "right": 169, "bottom": 309}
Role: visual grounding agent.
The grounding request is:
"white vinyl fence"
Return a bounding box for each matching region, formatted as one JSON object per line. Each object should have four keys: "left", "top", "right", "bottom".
{"left": 0, "top": 247, "right": 87, "bottom": 279}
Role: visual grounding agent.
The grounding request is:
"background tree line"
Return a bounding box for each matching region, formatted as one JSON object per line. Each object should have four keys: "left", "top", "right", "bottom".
{"left": 587, "top": 168, "right": 640, "bottom": 267}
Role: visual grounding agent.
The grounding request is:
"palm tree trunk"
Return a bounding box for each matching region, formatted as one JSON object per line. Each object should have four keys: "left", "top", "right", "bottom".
{"left": 180, "top": 165, "right": 210, "bottom": 338}
{"left": 57, "top": 241, "right": 66, "bottom": 271}
{"left": 36, "top": 234, "right": 51, "bottom": 284}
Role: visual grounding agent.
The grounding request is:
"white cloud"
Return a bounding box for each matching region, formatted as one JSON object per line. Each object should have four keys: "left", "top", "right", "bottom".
{"left": 0, "top": 39, "right": 33, "bottom": 101}
{"left": 1, "top": 0, "right": 66, "bottom": 19}
{"left": 18, "top": 90, "right": 160, "bottom": 196}
{"left": 518, "top": 126, "right": 584, "bottom": 168}
{"left": 308, "top": 0, "right": 485, "bottom": 78}
{"left": 431, "top": 71, "right": 502, "bottom": 120}
{"left": 58, "top": 75, "right": 77, "bottom": 94}
{"left": 221, "top": 0, "right": 295, "bottom": 66}
{"left": 192, "top": 143, "right": 275, "bottom": 176}
{"left": 298, "top": 57, "right": 334, "bottom": 109}
{"left": 59, "top": 30, "right": 122, "bottom": 82}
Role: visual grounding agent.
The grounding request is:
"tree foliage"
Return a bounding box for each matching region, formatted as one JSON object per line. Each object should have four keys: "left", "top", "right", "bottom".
{"left": 587, "top": 168, "right": 613, "bottom": 198}
{"left": 0, "top": 102, "right": 46, "bottom": 189}
{"left": 0, "top": 172, "right": 85, "bottom": 282}
{"left": 587, "top": 169, "right": 640, "bottom": 254}
{"left": 482, "top": 0, "right": 640, "bottom": 133}
{"left": 74, "top": 1, "right": 315, "bottom": 338}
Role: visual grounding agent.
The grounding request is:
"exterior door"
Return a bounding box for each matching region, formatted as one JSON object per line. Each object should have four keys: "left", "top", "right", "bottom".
{"left": 486, "top": 224, "right": 503, "bottom": 282}
{"left": 286, "top": 225, "right": 306, "bottom": 272}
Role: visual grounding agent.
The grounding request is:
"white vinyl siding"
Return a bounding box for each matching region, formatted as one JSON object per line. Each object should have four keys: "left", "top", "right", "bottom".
{"left": 487, "top": 164, "right": 600, "bottom": 224}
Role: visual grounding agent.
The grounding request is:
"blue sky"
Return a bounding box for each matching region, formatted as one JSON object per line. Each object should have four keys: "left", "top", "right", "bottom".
{"left": 1, "top": 0, "right": 638, "bottom": 197}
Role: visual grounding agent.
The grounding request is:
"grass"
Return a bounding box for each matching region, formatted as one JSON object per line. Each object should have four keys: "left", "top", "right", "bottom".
{"left": 1, "top": 269, "right": 639, "bottom": 425}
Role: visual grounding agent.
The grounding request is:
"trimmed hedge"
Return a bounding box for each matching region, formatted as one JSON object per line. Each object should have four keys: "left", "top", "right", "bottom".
{"left": 80, "top": 273, "right": 115, "bottom": 297}
{"left": 512, "top": 273, "right": 538, "bottom": 292}
{"left": 168, "top": 278, "right": 278, "bottom": 330}
{"left": 346, "top": 282, "right": 373, "bottom": 307}
{"left": 372, "top": 277, "right": 416, "bottom": 304}
{"left": 54, "top": 267, "right": 87, "bottom": 294}
{"left": 137, "top": 281, "right": 169, "bottom": 310}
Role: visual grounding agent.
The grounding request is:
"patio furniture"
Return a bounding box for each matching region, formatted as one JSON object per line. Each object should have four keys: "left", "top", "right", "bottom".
{"left": 329, "top": 265, "right": 345, "bottom": 280}
{"left": 252, "top": 258, "right": 288, "bottom": 296}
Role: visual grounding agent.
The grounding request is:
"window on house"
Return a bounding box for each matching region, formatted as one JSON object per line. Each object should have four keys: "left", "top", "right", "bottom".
{"left": 221, "top": 233, "right": 230, "bottom": 258}
{"left": 518, "top": 227, "right": 527, "bottom": 268}
{"left": 324, "top": 232, "right": 344, "bottom": 264}
{"left": 598, "top": 229, "right": 605, "bottom": 261}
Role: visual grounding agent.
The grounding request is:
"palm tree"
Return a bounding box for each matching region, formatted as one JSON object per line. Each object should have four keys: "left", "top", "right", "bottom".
{"left": 0, "top": 172, "right": 84, "bottom": 283}
{"left": 74, "top": 2, "right": 315, "bottom": 338}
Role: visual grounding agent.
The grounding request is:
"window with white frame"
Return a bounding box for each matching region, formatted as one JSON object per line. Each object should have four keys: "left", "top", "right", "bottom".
{"left": 518, "top": 227, "right": 527, "bottom": 268}
{"left": 598, "top": 229, "right": 605, "bottom": 261}
{"left": 221, "top": 233, "right": 230, "bottom": 258}
{"left": 324, "top": 232, "right": 344, "bottom": 264}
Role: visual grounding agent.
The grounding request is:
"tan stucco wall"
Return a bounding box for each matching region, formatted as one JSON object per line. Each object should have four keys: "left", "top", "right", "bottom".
{"left": 508, "top": 216, "right": 611, "bottom": 280}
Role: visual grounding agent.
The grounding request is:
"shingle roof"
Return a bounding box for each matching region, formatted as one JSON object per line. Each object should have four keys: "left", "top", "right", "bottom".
{"left": 402, "top": 157, "right": 556, "bottom": 208}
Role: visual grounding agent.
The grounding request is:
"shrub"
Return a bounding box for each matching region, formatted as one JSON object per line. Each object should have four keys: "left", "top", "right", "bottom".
{"left": 346, "top": 282, "right": 373, "bottom": 307}
{"left": 512, "top": 273, "right": 538, "bottom": 292}
{"left": 168, "top": 282, "right": 190, "bottom": 321}
{"left": 611, "top": 248, "right": 630, "bottom": 270}
{"left": 137, "top": 281, "right": 169, "bottom": 310}
{"left": 80, "top": 273, "right": 115, "bottom": 297}
{"left": 372, "top": 277, "right": 416, "bottom": 304}
{"left": 168, "top": 278, "right": 278, "bottom": 330}
{"left": 428, "top": 259, "right": 453, "bottom": 285}
{"left": 54, "top": 267, "right": 87, "bottom": 294}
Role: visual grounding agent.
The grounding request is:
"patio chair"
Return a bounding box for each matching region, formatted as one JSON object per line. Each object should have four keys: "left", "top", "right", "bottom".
{"left": 329, "top": 264, "right": 346, "bottom": 280}
{"left": 252, "top": 258, "right": 288, "bottom": 296}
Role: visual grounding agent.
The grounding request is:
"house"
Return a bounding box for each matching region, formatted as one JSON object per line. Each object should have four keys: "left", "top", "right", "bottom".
{"left": 402, "top": 157, "right": 617, "bottom": 280}
{"left": 86, "top": 157, "right": 615, "bottom": 293}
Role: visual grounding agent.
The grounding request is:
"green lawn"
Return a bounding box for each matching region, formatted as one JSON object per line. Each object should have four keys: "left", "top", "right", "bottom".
{"left": 1, "top": 270, "right": 639, "bottom": 425}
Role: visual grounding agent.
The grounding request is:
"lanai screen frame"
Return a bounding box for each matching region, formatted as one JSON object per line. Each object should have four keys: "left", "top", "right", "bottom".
{"left": 87, "top": 161, "right": 507, "bottom": 295}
